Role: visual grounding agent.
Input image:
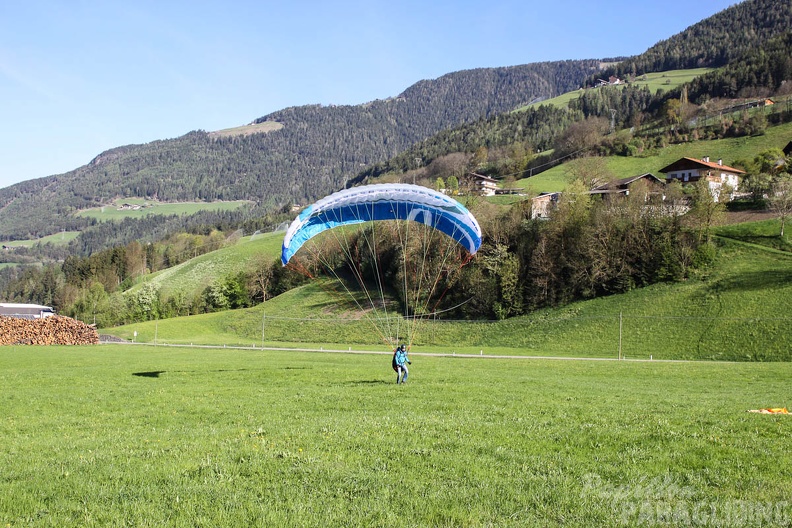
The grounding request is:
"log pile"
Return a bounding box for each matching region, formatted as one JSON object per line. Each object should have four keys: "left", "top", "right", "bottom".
{"left": 0, "top": 315, "right": 100, "bottom": 345}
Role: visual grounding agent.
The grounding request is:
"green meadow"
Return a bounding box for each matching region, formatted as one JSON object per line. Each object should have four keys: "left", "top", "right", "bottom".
{"left": 1, "top": 231, "right": 80, "bottom": 247}
{"left": 110, "top": 232, "right": 792, "bottom": 362}
{"left": 517, "top": 68, "right": 714, "bottom": 112}
{"left": 130, "top": 231, "right": 284, "bottom": 299}
{"left": 628, "top": 68, "right": 714, "bottom": 93}
{"left": 76, "top": 199, "right": 250, "bottom": 221}
{"left": 1, "top": 345, "right": 790, "bottom": 527}
{"left": 716, "top": 220, "right": 792, "bottom": 253}
{"left": 518, "top": 120, "right": 792, "bottom": 194}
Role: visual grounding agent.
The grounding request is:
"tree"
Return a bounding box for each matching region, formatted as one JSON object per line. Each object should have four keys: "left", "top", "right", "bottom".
{"left": 687, "top": 178, "right": 727, "bottom": 243}
{"left": 203, "top": 282, "right": 229, "bottom": 311}
{"left": 446, "top": 175, "right": 459, "bottom": 195}
{"left": 249, "top": 254, "right": 275, "bottom": 302}
{"left": 564, "top": 156, "right": 614, "bottom": 190}
{"left": 553, "top": 116, "right": 609, "bottom": 158}
{"left": 741, "top": 172, "right": 774, "bottom": 201}
{"left": 663, "top": 98, "right": 682, "bottom": 128}
{"left": 480, "top": 243, "right": 521, "bottom": 319}
{"left": 662, "top": 180, "right": 687, "bottom": 217}
{"left": 753, "top": 148, "right": 787, "bottom": 175}
{"left": 768, "top": 176, "right": 792, "bottom": 237}
{"left": 426, "top": 153, "right": 469, "bottom": 180}
{"left": 471, "top": 146, "right": 489, "bottom": 169}
{"left": 128, "top": 283, "right": 160, "bottom": 321}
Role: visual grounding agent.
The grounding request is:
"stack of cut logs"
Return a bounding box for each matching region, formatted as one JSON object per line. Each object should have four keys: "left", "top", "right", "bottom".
{"left": 0, "top": 315, "right": 100, "bottom": 345}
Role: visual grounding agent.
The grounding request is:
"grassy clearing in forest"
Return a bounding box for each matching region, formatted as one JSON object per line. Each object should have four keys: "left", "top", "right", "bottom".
{"left": 1, "top": 345, "right": 790, "bottom": 526}
{"left": 76, "top": 199, "right": 250, "bottom": 222}
{"left": 1, "top": 231, "right": 80, "bottom": 247}
{"left": 517, "top": 68, "right": 714, "bottom": 112}
{"left": 129, "top": 231, "right": 284, "bottom": 299}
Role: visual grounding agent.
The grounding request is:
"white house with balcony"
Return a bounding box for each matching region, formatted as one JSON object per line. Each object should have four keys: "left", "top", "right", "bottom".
{"left": 659, "top": 156, "right": 744, "bottom": 201}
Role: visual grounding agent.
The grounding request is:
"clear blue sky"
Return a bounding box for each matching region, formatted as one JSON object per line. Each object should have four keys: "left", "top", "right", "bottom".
{"left": 0, "top": 0, "right": 737, "bottom": 189}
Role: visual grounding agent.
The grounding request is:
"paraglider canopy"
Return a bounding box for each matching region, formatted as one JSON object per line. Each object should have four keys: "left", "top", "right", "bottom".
{"left": 281, "top": 183, "right": 482, "bottom": 266}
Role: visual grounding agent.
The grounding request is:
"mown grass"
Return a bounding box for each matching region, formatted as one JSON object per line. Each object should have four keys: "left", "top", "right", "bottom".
{"left": 129, "top": 231, "right": 284, "bottom": 299}
{"left": 716, "top": 218, "right": 791, "bottom": 252}
{"left": 1, "top": 231, "right": 80, "bottom": 247}
{"left": 628, "top": 68, "right": 714, "bottom": 93}
{"left": 515, "top": 113, "right": 792, "bottom": 194}
{"left": 1, "top": 345, "right": 790, "bottom": 526}
{"left": 109, "top": 235, "right": 792, "bottom": 362}
{"left": 76, "top": 199, "right": 250, "bottom": 221}
{"left": 208, "top": 121, "right": 284, "bottom": 138}
{"left": 517, "top": 69, "right": 714, "bottom": 112}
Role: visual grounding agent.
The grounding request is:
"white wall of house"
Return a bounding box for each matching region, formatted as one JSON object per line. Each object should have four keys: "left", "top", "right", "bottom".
{"left": 665, "top": 168, "right": 739, "bottom": 202}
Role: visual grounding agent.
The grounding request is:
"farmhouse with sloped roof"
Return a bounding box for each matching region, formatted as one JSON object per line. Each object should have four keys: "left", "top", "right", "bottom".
{"left": 659, "top": 156, "right": 745, "bottom": 201}
{"left": 589, "top": 173, "right": 665, "bottom": 198}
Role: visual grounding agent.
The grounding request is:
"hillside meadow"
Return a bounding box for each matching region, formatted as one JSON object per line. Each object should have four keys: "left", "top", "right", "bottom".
{"left": 1, "top": 345, "right": 790, "bottom": 526}
{"left": 519, "top": 68, "right": 714, "bottom": 112}
{"left": 517, "top": 120, "right": 792, "bottom": 194}
{"left": 109, "top": 231, "right": 792, "bottom": 362}
{"left": 76, "top": 199, "right": 250, "bottom": 222}
{"left": 129, "top": 231, "right": 284, "bottom": 299}
{"left": 1, "top": 231, "right": 80, "bottom": 248}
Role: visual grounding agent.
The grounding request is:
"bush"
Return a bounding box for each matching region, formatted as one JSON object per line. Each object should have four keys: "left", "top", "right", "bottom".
{"left": 692, "top": 243, "right": 717, "bottom": 268}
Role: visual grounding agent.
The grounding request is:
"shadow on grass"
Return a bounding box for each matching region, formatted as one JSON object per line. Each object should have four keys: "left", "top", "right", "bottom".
{"left": 133, "top": 371, "right": 166, "bottom": 378}
{"left": 132, "top": 368, "right": 262, "bottom": 378}
{"left": 710, "top": 269, "right": 792, "bottom": 293}
{"left": 724, "top": 235, "right": 792, "bottom": 252}
{"left": 346, "top": 379, "right": 390, "bottom": 385}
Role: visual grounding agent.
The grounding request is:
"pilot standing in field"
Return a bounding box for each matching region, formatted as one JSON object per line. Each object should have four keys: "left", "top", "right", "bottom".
{"left": 392, "top": 344, "right": 411, "bottom": 384}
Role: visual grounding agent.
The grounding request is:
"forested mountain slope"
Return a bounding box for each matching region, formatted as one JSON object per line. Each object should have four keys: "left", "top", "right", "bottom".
{"left": 0, "top": 60, "right": 600, "bottom": 241}
{"left": 361, "top": 28, "right": 792, "bottom": 185}
{"left": 592, "top": 0, "right": 792, "bottom": 81}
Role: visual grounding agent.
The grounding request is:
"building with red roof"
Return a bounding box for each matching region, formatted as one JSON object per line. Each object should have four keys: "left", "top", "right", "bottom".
{"left": 659, "top": 156, "right": 745, "bottom": 201}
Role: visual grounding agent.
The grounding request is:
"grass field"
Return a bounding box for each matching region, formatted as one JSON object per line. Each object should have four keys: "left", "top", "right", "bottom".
{"left": 109, "top": 233, "right": 792, "bottom": 362}
{"left": 1, "top": 345, "right": 790, "bottom": 526}
{"left": 628, "top": 68, "right": 714, "bottom": 93}
{"left": 76, "top": 199, "right": 251, "bottom": 221}
{"left": 129, "top": 231, "right": 284, "bottom": 299}
{"left": 517, "top": 69, "right": 714, "bottom": 112}
{"left": 1, "top": 231, "right": 80, "bottom": 247}
{"left": 516, "top": 120, "right": 792, "bottom": 194}
{"left": 208, "top": 121, "right": 284, "bottom": 138}
{"left": 715, "top": 219, "right": 792, "bottom": 253}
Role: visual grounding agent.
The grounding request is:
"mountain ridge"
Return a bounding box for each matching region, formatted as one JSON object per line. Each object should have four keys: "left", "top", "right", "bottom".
{"left": 0, "top": 59, "right": 601, "bottom": 241}
{"left": 2, "top": 0, "right": 791, "bottom": 252}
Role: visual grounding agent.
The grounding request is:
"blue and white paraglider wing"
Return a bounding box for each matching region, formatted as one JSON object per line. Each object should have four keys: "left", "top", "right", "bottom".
{"left": 281, "top": 184, "right": 482, "bottom": 265}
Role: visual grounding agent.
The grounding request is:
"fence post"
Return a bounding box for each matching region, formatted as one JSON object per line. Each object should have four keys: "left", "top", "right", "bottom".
{"left": 618, "top": 312, "right": 623, "bottom": 360}
{"left": 261, "top": 313, "right": 266, "bottom": 348}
